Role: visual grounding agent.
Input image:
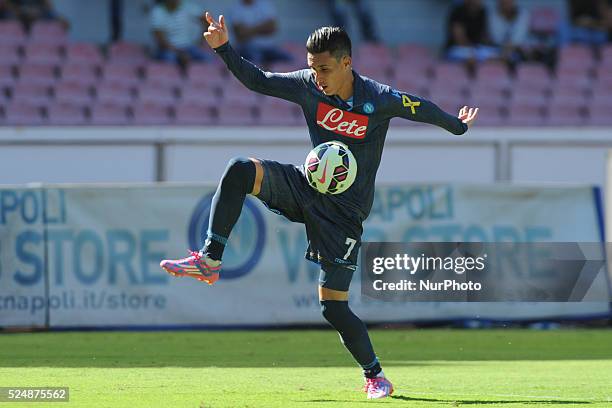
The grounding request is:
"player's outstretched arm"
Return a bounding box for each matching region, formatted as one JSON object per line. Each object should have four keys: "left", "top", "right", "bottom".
{"left": 384, "top": 89, "right": 473, "bottom": 135}
{"left": 203, "top": 11, "right": 305, "bottom": 105}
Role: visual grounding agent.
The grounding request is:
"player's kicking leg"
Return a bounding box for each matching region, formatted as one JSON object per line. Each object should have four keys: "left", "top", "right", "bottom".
{"left": 319, "top": 266, "right": 394, "bottom": 399}
{"left": 159, "top": 157, "right": 264, "bottom": 284}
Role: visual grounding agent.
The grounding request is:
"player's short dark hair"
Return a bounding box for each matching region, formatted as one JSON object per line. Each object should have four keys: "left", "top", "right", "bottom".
{"left": 306, "top": 26, "right": 351, "bottom": 59}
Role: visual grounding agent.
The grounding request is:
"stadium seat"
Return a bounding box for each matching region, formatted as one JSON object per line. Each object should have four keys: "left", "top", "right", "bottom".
{"left": 131, "top": 102, "right": 172, "bottom": 125}
{"left": 29, "top": 21, "right": 67, "bottom": 45}
{"left": 587, "top": 105, "right": 612, "bottom": 126}
{"left": 221, "top": 82, "right": 260, "bottom": 107}
{"left": 108, "top": 41, "right": 147, "bottom": 65}
{"left": 546, "top": 96, "right": 586, "bottom": 126}
{"left": 95, "top": 82, "right": 134, "bottom": 106}
{"left": 0, "top": 65, "right": 16, "bottom": 91}
{"left": 557, "top": 45, "right": 594, "bottom": 73}
{"left": 136, "top": 84, "right": 177, "bottom": 107}
{"left": 432, "top": 62, "right": 470, "bottom": 83}
{"left": 0, "top": 44, "right": 21, "bottom": 68}
{"left": 217, "top": 103, "right": 257, "bottom": 126}
{"left": 60, "top": 63, "right": 98, "bottom": 87}
{"left": 396, "top": 43, "right": 433, "bottom": 62}
{"left": 4, "top": 102, "right": 45, "bottom": 125}
{"left": 179, "top": 84, "right": 217, "bottom": 107}
{"left": 472, "top": 109, "right": 507, "bottom": 126}
{"left": 257, "top": 103, "right": 300, "bottom": 126}
{"left": 89, "top": 102, "right": 129, "bottom": 125}
{"left": 0, "top": 21, "right": 26, "bottom": 46}
{"left": 280, "top": 41, "right": 305, "bottom": 61}
{"left": 65, "top": 42, "right": 104, "bottom": 66}
{"left": 47, "top": 102, "right": 87, "bottom": 125}
{"left": 506, "top": 103, "right": 546, "bottom": 126}
{"left": 514, "top": 64, "right": 552, "bottom": 95}
{"left": 101, "top": 63, "right": 141, "bottom": 87}
{"left": 186, "top": 63, "right": 226, "bottom": 88}
{"left": 11, "top": 82, "right": 51, "bottom": 106}
{"left": 145, "top": 62, "right": 183, "bottom": 86}
{"left": 469, "top": 88, "right": 506, "bottom": 110}
{"left": 428, "top": 94, "right": 464, "bottom": 114}
{"left": 174, "top": 102, "right": 216, "bottom": 125}
{"left": 18, "top": 63, "right": 57, "bottom": 86}
{"left": 54, "top": 81, "right": 93, "bottom": 106}
{"left": 600, "top": 45, "right": 612, "bottom": 67}
{"left": 23, "top": 42, "right": 64, "bottom": 65}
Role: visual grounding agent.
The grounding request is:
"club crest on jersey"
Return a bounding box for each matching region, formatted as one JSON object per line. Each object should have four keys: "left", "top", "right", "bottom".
{"left": 363, "top": 102, "right": 374, "bottom": 114}
{"left": 316, "top": 102, "right": 369, "bottom": 139}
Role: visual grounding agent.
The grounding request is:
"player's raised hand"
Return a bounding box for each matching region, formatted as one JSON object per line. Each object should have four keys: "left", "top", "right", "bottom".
{"left": 458, "top": 106, "right": 479, "bottom": 128}
{"left": 203, "top": 11, "right": 228, "bottom": 49}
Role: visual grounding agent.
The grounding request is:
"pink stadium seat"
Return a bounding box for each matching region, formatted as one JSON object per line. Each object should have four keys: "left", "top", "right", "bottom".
{"left": 4, "top": 102, "right": 45, "bottom": 125}
{"left": 221, "top": 84, "right": 260, "bottom": 107}
{"left": 546, "top": 97, "right": 586, "bottom": 126}
{"left": 507, "top": 103, "right": 545, "bottom": 126}
{"left": 136, "top": 84, "right": 177, "bottom": 107}
{"left": 428, "top": 79, "right": 469, "bottom": 99}
{"left": 0, "top": 44, "right": 21, "bottom": 67}
{"left": 477, "top": 61, "right": 509, "bottom": 80}
{"left": 65, "top": 42, "right": 104, "bottom": 66}
{"left": 95, "top": 82, "right": 134, "bottom": 106}
{"left": 90, "top": 102, "right": 129, "bottom": 125}
{"left": 145, "top": 62, "right": 183, "bottom": 85}
{"left": 529, "top": 7, "right": 560, "bottom": 35}
{"left": 174, "top": 102, "right": 216, "bottom": 125}
{"left": 101, "top": 63, "right": 141, "bottom": 87}
{"left": 601, "top": 45, "right": 612, "bottom": 67}
{"left": 179, "top": 85, "right": 217, "bottom": 107}
{"left": 60, "top": 63, "right": 98, "bottom": 86}
{"left": 47, "top": 102, "right": 87, "bottom": 125}
{"left": 515, "top": 64, "right": 552, "bottom": 90}
{"left": 29, "top": 21, "right": 67, "bottom": 45}
{"left": 23, "top": 42, "right": 63, "bottom": 65}
{"left": 558, "top": 45, "right": 594, "bottom": 70}
{"left": 594, "top": 67, "right": 612, "bottom": 89}
{"left": 258, "top": 103, "right": 300, "bottom": 125}
{"left": 54, "top": 81, "right": 92, "bottom": 106}
{"left": 396, "top": 43, "right": 432, "bottom": 61}
{"left": 18, "top": 63, "right": 57, "bottom": 85}
{"left": 587, "top": 105, "right": 612, "bottom": 126}
{"left": 432, "top": 62, "right": 469, "bottom": 83}
{"left": 0, "top": 21, "right": 26, "bottom": 46}
{"left": 394, "top": 76, "right": 429, "bottom": 96}
{"left": 217, "top": 103, "right": 256, "bottom": 126}
{"left": 0, "top": 65, "right": 16, "bottom": 90}
{"left": 356, "top": 43, "right": 393, "bottom": 67}
{"left": 108, "top": 41, "right": 147, "bottom": 65}
{"left": 473, "top": 109, "right": 507, "bottom": 126}
{"left": 131, "top": 102, "right": 172, "bottom": 125}
{"left": 187, "top": 63, "right": 226, "bottom": 87}
{"left": 429, "top": 94, "right": 464, "bottom": 113}
{"left": 11, "top": 82, "right": 50, "bottom": 106}
{"left": 591, "top": 92, "right": 612, "bottom": 109}
{"left": 469, "top": 88, "right": 506, "bottom": 109}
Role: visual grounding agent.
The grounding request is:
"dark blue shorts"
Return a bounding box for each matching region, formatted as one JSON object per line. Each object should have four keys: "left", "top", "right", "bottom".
{"left": 256, "top": 159, "right": 363, "bottom": 281}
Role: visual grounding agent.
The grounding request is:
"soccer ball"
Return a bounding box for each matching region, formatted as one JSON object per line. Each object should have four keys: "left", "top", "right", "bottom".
{"left": 304, "top": 141, "right": 357, "bottom": 195}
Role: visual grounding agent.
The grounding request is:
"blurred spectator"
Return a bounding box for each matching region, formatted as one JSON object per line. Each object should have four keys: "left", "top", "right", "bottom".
{"left": 13, "top": 0, "right": 69, "bottom": 31}
{"left": 110, "top": 0, "right": 122, "bottom": 42}
{"left": 445, "top": 0, "right": 498, "bottom": 63}
{"left": 230, "top": 0, "right": 292, "bottom": 65}
{"left": 326, "top": 0, "right": 379, "bottom": 43}
{"left": 0, "top": 0, "right": 16, "bottom": 19}
{"left": 562, "top": 0, "right": 608, "bottom": 46}
{"left": 488, "top": 0, "right": 530, "bottom": 66}
{"left": 151, "top": 0, "right": 210, "bottom": 66}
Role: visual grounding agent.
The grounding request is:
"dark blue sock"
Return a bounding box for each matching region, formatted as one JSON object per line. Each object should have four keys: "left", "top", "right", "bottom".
{"left": 321, "top": 300, "right": 381, "bottom": 377}
{"left": 202, "top": 157, "right": 255, "bottom": 261}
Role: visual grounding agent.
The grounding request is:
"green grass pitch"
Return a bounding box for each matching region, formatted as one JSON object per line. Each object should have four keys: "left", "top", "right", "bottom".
{"left": 0, "top": 329, "right": 611, "bottom": 407}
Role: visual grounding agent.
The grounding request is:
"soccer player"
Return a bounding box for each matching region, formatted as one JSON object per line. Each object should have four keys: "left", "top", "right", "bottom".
{"left": 160, "top": 12, "right": 478, "bottom": 399}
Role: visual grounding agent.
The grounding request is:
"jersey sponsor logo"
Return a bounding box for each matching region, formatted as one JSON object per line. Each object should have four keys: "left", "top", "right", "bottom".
{"left": 316, "top": 102, "right": 369, "bottom": 139}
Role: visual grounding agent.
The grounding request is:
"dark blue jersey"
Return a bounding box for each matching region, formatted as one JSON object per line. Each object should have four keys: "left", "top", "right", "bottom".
{"left": 214, "top": 42, "right": 468, "bottom": 221}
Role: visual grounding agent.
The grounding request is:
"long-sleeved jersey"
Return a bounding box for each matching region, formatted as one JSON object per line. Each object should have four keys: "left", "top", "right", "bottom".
{"left": 214, "top": 42, "right": 468, "bottom": 221}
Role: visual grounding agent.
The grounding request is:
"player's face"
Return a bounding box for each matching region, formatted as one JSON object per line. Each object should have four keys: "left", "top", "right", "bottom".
{"left": 307, "top": 51, "right": 352, "bottom": 96}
